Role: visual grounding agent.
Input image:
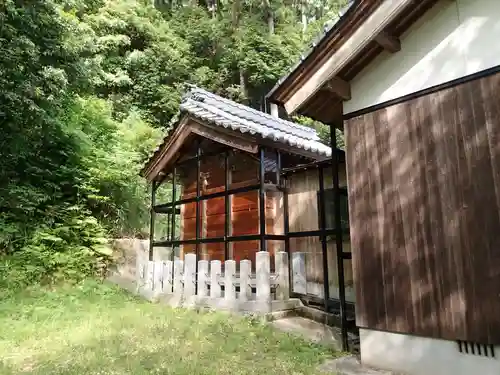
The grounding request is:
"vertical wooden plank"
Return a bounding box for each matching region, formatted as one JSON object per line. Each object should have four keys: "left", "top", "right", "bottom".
{"left": 481, "top": 74, "right": 500, "bottom": 343}
{"left": 385, "top": 102, "right": 415, "bottom": 334}
{"left": 428, "top": 88, "right": 461, "bottom": 340}
{"left": 415, "top": 94, "right": 441, "bottom": 337}
{"left": 455, "top": 79, "right": 481, "bottom": 342}
{"left": 370, "top": 108, "right": 394, "bottom": 331}
{"left": 344, "top": 116, "right": 374, "bottom": 327}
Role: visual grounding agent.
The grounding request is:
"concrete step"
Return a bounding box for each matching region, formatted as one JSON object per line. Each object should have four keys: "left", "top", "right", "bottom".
{"left": 271, "top": 316, "right": 352, "bottom": 351}
{"left": 318, "top": 356, "right": 402, "bottom": 375}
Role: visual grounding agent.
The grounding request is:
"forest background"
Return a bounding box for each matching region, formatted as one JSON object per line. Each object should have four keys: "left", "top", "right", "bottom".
{"left": 0, "top": 0, "right": 347, "bottom": 287}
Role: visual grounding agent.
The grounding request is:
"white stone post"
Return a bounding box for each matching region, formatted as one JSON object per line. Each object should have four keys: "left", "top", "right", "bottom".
{"left": 163, "top": 260, "right": 174, "bottom": 294}
{"left": 210, "top": 260, "right": 222, "bottom": 298}
{"left": 275, "top": 252, "right": 290, "bottom": 300}
{"left": 173, "top": 259, "right": 184, "bottom": 298}
{"left": 292, "top": 252, "right": 307, "bottom": 295}
{"left": 183, "top": 253, "right": 197, "bottom": 302}
{"left": 145, "top": 260, "right": 155, "bottom": 292}
{"left": 256, "top": 251, "right": 271, "bottom": 303}
{"left": 198, "top": 260, "right": 209, "bottom": 297}
{"left": 224, "top": 260, "right": 236, "bottom": 303}
{"left": 135, "top": 248, "right": 147, "bottom": 290}
{"left": 239, "top": 260, "right": 252, "bottom": 301}
{"left": 153, "top": 260, "right": 164, "bottom": 297}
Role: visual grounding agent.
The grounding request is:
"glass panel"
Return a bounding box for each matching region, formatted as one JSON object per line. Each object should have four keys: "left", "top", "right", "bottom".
{"left": 322, "top": 164, "right": 347, "bottom": 190}
{"left": 289, "top": 235, "right": 324, "bottom": 298}
{"left": 327, "top": 244, "right": 355, "bottom": 303}
{"left": 287, "top": 169, "right": 320, "bottom": 232}
{"left": 152, "top": 245, "right": 175, "bottom": 262}
{"left": 232, "top": 240, "right": 260, "bottom": 266}
{"left": 231, "top": 191, "right": 259, "bottom": 236}
{"left": 177, "top": 160, "right": 197, "bottom": 200}
{"left": 322, "top": 189, "right": 349, "bottom": 232}
{"left": 179, "top": 243, "right": 195, "bottom": 257}
{"left": 181, "top": 201, "right": 197, "bottom": 241}
{"left": 230, "top": 153, "right": 258, "bottom": 188}
{"left": 200, "top": 154, "right": 226, "bottom": 196}
{"left": 266, "top": 191, "right": 284, "bottom": 235}
{"left": 263, "top": 150, "right": 278, "bottom": 184}
{"left": 201, "top": 242, "right": 225, "bottom": 262}
{"left": 201, "top": 196, "right": 227, "bottom": 239}
{"left": 155, "top": 175, "right": 175, "bottom": 206}
{"left": 153, "top": 212, "right": 171, "bottom": 242}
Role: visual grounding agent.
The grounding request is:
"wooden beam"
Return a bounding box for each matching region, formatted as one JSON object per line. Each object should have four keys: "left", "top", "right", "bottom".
{"left": 189, "top": 120, "right": 258, "bottom": 154}
{"left": 374, "top": 30, "right": 401, "bottom": 53}
{"left": 324, "top": 77, "right": 351, "bottom": 100}
{"left": 284, "top": 0, "right": 415, "bottom": 115}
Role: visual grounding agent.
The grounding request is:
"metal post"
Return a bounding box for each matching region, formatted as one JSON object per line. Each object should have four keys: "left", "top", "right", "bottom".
{"left": 330, "top": 126, "right": 348, "bottom": 352}
{"left": 258, "top": 147, "right": 267, "bottom": 252}
{"left": 224, "top": 151, "right": 230, "bottom": 260}
{"left": 170, "top": 167, "right": 177, "bottom": 244}
{"left": 276, "top": 150, "right": 281, "bottom": 186}
{"left": 318, "top": 166, "right": 330, "bottom": 310}
{"left": 196, "top": 143, "right": 201, "bottom": 259}
{"left": 283, "top": 175, "right": 291, "bottom": 293}
{"left": 149, "top": 180, "right": 158, "bottom": 261}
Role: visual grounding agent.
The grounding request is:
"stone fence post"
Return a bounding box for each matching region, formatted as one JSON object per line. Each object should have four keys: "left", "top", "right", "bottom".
{"left": 183, "top": 254, "right": 196, "bottom": 302}
{"left": 239, "top": 259, "right": 251, "bottom": 301}
{"left": 225, "top": 260, "right": 236, "bottom": 303}
{"left": 256, "top": 251, "right": 271, "bottom": 303}
{"left": 198, "top": 260, "right": 209, "bottom": 297}
{"left": 292, "top": 252, "right": 306, "bottom": 295}
{"left": 210, "top": 260, "right": 222, "bottom": 298}
{"left": 275, "top": 251, "right": 289, "bottom": 300}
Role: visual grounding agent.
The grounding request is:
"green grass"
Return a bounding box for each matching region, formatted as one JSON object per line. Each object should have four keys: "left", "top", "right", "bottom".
{"left": 0, "top": 280, "right": 334, "bottom": 375}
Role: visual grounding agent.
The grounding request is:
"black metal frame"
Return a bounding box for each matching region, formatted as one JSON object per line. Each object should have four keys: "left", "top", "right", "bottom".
{"left": 147, "top": 129, "right": 351, "bottom": 351}
{"left": 149, "top": 142, "right": 284, "bottom": 257}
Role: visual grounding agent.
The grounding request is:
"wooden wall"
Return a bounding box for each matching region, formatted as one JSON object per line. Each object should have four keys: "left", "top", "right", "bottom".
{"left": 287, "top": 168, "right": 355, "bottom": 302}
{"left": 346, "top": 72, "right": 500, "bottom": 344}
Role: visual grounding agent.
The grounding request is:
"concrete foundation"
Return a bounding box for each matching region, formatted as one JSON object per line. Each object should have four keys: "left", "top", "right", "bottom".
{"left": 360, "top": 328, "right": 500, "bottom": 375}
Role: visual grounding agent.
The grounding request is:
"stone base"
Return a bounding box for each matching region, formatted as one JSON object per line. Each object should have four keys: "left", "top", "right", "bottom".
{"left": 272, "top": 316, "right": 344, "bottom": 351}
{"left": 360, "top": 328, "right": 500, "bottom": 375}
{"left": 319, "top": 356, "right": 399, "bottom": 375}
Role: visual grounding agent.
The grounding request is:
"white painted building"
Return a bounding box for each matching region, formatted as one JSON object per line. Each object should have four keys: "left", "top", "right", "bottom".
{"left": 268, "top": 1, "right": 500, "bottom": 374}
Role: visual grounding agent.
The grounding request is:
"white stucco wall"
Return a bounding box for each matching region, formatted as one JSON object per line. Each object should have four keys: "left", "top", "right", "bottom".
{"left": 360, "top": 328, "right": 500, "bottom": 375}
{"left": 344, "top": 0, "right": 500, "bottom": 114}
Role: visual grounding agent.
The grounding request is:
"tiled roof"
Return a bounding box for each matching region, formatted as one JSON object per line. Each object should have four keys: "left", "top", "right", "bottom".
{"left": 141, "top": 86, "right": 331, "bottom": 177}
{"left": 179, "top": 86, "right": 331, "bottom": 156}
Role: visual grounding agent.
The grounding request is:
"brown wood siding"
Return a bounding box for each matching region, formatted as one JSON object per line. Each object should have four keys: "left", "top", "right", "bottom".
{"left": 346, "top": 72, "right": 500, "bottom": 344}
{"left": 287, "top": 169, "right": 355, "bottom": 301}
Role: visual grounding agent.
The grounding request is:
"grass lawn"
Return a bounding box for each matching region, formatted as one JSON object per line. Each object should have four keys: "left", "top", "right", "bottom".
{"left": 0, "top": 280, "right": 336, "bottom": 375}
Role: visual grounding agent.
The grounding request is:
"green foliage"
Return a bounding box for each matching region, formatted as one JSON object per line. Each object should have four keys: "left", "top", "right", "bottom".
{"left": 293, "top": 115, "right": 345, "bottom": 150}
{"left": 1, "top": 0, "right": 346, "bottom": 288}
{"left": 0, "top": 280, "right": 332, "bottom": 374}
{"left": 0, "top": 204, "right": 110, "bottom": 289}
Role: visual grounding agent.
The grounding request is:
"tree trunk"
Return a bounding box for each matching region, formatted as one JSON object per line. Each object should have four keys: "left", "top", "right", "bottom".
{"left": 232, "top": 0, "right": 240, "bottom": 29}
{"left": 301, "top": 0, "right": 307, "bottom": 36}
{"left": 263, "top": 0, "right": 274, "bottom": 35}
{"left": 239, "top": 69, "right": 248, "bottom": 104}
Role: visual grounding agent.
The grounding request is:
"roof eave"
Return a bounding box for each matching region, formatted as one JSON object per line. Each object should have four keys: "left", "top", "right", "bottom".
{"left": 266, "top": 0, "right": 360, "bottom": 106}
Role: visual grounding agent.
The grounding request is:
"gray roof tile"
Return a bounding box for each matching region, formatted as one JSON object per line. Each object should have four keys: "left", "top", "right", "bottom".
{"left": 142, "top": 87, "right": 331, "bottom": 176}
{"left": 179, "top": 86, "right": 331, "bottom": 157}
